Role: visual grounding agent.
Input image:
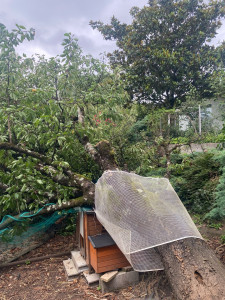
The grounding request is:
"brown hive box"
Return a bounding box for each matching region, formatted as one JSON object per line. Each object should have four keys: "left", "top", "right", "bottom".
{"left": 76, "top": 210, "right": 129, "bottom": 273}
{"left": 88, "top": 233, "right": 130, "bottom": 273}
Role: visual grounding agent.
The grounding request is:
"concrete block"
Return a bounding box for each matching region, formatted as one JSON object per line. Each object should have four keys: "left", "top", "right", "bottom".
{"left": 71, "top": 251, "right": 88, "bottom": 271}
{"left": 101, "top": 271, "right": 118, "bottom": 282}
{"left": 63, "top": 259, "right": 81, "bottom": 280}
{"left": 83, "top": 272, "right": 100, "bottom": 285}
{"left": 100, "top": 270, "right": 139, "bottom": 293}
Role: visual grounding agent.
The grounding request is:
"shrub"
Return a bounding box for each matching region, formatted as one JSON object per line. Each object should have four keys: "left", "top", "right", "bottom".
{"left": 171, "top": 152, "right": 221, "bottom": 214}
{"left": 205, "top": 150, "right": 225, "bottom": 220}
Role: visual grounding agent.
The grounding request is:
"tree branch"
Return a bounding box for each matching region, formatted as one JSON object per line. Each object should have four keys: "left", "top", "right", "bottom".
{"left": 0, "top": 142, "right": 95, "bottom": 202}
{"left": 0, "top": 182, "right": 8, "bottom": 192}
{"left": 0, "top": 196, "right": 87, "bottom": 230}
{"left": 0, "top": 143, "right": 50, "bottom": 163}
{"left": 36, "top": 163, "right": 94, "bottom": 201}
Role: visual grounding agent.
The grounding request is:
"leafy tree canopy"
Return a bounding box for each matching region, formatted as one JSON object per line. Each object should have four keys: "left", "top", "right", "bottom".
{"left": 0, "top": 24, "right": 130, "bottom": 219}
{"left": 90, "top": 0, "right": 225, "bottom": 108}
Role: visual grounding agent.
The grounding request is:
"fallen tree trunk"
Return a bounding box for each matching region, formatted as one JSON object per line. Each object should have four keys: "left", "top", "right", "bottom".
{"left": 157, "top": 238, "right": 225, "bottom": 299}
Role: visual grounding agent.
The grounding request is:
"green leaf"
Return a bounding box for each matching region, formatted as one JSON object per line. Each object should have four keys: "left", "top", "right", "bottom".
{"left": 37, "top": 180, "right": 44, "bottom": 185}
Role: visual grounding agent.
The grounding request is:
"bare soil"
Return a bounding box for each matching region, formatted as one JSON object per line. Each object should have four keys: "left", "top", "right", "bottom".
{"left": 0, "top": 225, "right": 224, "bottom": 300}
{"left": 198, "top": 222, "right": 225, "bottom": 264}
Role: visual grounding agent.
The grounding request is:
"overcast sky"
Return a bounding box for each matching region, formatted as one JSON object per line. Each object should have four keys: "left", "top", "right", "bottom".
{"left": 1, "top": 0, "right": 225, "bottom": 59}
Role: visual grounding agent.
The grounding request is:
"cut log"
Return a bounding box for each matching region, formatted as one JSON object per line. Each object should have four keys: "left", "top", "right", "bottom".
{"left": 157, "top": 238, "right": 225, "bottom": 300}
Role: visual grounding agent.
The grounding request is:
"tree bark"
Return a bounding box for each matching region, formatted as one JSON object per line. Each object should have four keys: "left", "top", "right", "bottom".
{"left": 157, "top": 238, "right": 225, "bottom": 300}
{"left": 76, "top": 105, "right": 117, "bottom": 171}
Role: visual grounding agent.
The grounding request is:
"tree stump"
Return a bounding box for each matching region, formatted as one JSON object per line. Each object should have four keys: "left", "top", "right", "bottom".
{"left": 157, "top": 238, "right": 225, "bottom": 300}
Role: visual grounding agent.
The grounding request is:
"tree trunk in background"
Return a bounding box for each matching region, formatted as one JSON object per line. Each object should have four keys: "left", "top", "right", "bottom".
{"left": 157, "top": 238, "right": 225, "bottom": 299}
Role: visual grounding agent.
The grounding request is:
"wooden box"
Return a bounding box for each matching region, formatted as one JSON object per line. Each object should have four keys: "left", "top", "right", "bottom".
{"left": 88, "top": 233, "right": 130, "bottom": 273}
{"left": 77, "top": 210, "right": 104, "bottom": 263}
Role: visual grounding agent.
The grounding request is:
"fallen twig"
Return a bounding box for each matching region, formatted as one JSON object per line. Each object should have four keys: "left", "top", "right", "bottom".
{"left": 0, "top": 251, "right": 70, "bottom": 268}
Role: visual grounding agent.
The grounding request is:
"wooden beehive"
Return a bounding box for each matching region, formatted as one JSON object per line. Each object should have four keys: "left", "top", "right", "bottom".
{"left": 76, "top": 210, "right": 130, "bottom": 273}
{"left": 88, "top": 233, "right": 130, "bottom": 273}
{"left": 77, "top": 210, "right": 104, "bottom": 263}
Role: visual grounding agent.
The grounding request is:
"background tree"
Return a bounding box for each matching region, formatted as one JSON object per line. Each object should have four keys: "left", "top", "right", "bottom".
{"left": 90, "top": 0, "right": 225, "bottom": 108}
{"left": 210, "top": 41, "right": 225, "bottom": 100}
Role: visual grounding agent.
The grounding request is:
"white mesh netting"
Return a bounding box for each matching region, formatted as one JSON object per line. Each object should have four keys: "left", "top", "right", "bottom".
{"left": 95, "top": 170, "right": 202, "bottom": 272}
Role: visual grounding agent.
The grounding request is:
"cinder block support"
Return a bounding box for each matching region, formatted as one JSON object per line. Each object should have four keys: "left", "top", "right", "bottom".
{"left": 99, "top": 270, "right": 139, "bottom": 293}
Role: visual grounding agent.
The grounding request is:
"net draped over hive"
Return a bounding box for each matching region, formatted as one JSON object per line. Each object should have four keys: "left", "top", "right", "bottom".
{"left": 95, "top": 171, "right": 202, "bottom": 272}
